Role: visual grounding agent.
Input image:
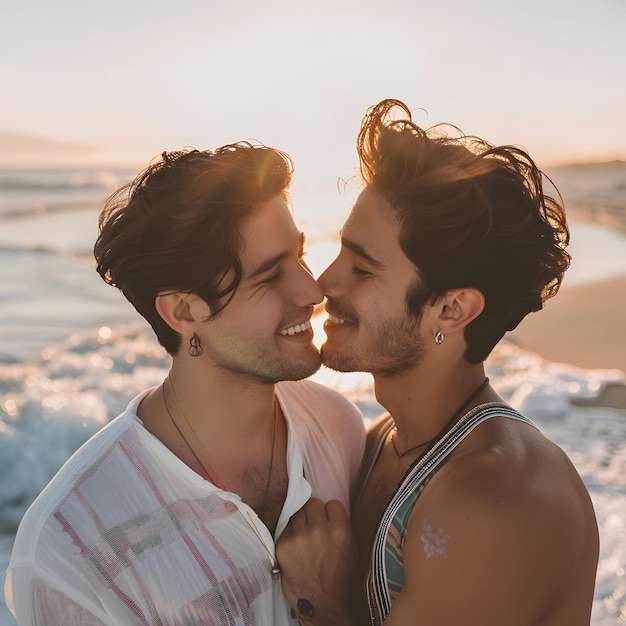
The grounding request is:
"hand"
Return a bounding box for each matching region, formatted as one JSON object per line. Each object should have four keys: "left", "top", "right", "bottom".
{"left": 276, "top": 498, "right": 359, "bottom": 625}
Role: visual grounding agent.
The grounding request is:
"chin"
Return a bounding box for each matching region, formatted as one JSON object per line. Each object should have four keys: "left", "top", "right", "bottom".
{"left": 320, "top": 348, "right": 362, "bottom": 374}
{"left": 280, "top": 353, "right": 322, "bottom": 382}
{"left": 288, "top": 365, "right": 322, "bottom": 381}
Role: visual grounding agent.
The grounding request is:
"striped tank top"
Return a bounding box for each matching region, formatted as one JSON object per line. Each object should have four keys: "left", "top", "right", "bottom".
{"left": 364, "top": 403, "right": 538, "bottom": 624}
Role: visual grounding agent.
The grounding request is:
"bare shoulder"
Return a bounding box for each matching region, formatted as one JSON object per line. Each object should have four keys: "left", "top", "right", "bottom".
{"left": 389, "top": 417, "right": 599, "bottom": 625}
{"left": 419, "top": 417, "right": 596, "bottom": 561}
{"left": 456, "top": 418, "right": 589, "bottom": 506}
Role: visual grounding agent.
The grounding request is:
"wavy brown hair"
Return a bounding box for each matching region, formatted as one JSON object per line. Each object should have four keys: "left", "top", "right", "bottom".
{"left": 94, "top": 143, "right": 293, "bottom": 355}
{"left": 357, "top": 99, "right": 570, "bottom": 363}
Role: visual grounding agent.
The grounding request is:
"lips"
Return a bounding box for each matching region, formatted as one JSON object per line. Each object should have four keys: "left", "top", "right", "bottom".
{"left": 325, "top": 305, "right": 356, "bottom": 326}
{"left": 323, "top": 308, "right": 357, "bottom": 338}
{"left": 279, "top": 319, "right": 313, "bottom": 336}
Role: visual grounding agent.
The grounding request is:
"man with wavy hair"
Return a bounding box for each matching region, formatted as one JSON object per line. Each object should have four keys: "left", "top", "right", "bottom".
{"left": 6, "top": 143, "right": 365, "bottom": 625}
{"left": 277, "top": 101, "right": 599, "bottom": 625}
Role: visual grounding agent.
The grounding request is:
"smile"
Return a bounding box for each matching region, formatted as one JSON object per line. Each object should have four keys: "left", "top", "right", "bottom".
{"left": 328, "top": 314, "right": 346, "bottom": 325}
{"left": 280, "top": 320, "right": 313, "bottom": 336}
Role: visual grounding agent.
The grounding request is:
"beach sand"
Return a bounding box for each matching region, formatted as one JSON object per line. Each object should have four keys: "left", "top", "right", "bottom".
{"left": 506, "top": 274, "right": 626, "bottom": 411}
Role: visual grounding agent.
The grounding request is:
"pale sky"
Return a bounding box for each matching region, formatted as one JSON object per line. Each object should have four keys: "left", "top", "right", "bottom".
{"left": 1, "top": 0, "right": 625, "bottom": 176}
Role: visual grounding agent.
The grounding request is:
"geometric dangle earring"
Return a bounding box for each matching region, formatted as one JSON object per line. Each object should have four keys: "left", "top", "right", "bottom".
{"left": 189, "top": 332, "right": 203, "bottom": 356}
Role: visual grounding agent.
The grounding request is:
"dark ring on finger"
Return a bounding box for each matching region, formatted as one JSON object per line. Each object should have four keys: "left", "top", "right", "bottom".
{"left": 297, "top": 598, "right": 315, "bottom": 618}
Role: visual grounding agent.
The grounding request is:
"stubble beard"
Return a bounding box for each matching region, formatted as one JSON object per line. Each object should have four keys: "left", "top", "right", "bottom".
{"left": 205, "top": 333, "right": 322, "bottom": 385}
{"left": 321, "top": 313, "right": 425, "bottom": 377}
{"left": 266, "top": 343, "right": 322, "bottom": 383}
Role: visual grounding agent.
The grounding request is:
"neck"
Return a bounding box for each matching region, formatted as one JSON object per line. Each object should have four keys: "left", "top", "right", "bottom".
{"left": 168, "top": 357, "right": 278, "bottom": 443}
{"left": 373, "top": 360, "right": 492, "bottom": 446}
{"left": 137, "top": 355, "right": 288, "bottom": 520}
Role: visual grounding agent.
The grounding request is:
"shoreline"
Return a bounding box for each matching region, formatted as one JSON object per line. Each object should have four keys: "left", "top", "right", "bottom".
{"left": 506, "top": 273, "right": 626, "bottom": 411}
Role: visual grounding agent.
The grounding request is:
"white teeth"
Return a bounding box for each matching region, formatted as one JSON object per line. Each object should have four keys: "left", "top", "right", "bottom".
{"left": 329, "top": 315, "right": 345, "bottom": 324}
{"left": 280, "top": 320, "right": 312, "bottom": 336}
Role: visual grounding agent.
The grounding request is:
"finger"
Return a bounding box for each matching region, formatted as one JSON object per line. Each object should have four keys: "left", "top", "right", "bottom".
{"left": 325, "top": 499, "right": 349, "bottom": 523}
{"left": 288, "top": 507, "right": 309, "bottom": 533}
{"left": 303, "top": 498, "right": 327, "bottom": 524}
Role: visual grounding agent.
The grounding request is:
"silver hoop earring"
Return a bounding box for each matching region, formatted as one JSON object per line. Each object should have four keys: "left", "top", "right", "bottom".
{"left": 435, "top": 331, "right": 445, "bottom": 346}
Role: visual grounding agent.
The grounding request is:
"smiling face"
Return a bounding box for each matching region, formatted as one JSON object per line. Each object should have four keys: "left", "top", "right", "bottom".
{"left": 194, "top": 196, "right": 323, "bottom": 383}
{"left": 319, "top": 188, "right": 428, "bottom": 377}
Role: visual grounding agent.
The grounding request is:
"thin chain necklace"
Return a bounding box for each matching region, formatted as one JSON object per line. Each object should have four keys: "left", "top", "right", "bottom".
{"left": 161, "top": 375, "right": 281, "bottom": 579}
{"left": 162, "top": 375, "right": 278, "bottom": 521}
{"left": 391, "top": 377, "right": 490, "bottom": 460}
{"left": 241, "top": 509, "right": 282, "bottom": 579}
{"left": 162, "top": 377, "right": 227, "bottom": 489}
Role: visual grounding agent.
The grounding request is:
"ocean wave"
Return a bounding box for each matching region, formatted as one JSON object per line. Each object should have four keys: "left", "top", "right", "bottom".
{"left": 0, "top": 199, "right": 104, "bottom": 220}
{"left": 0, "top": 168, "right": 136, "bottom": 220}
{"left": 0, "top": 242, "right": 94, "bottom": 264}
{"left": 0, "top": 169, "right": 133, "bottom": 193}
{"left": 0, "top": 324, "right": 168, "bottom": 531}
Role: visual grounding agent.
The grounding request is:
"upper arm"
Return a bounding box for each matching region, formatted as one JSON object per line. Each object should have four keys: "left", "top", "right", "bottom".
{"left": 7, "top": 567, "right": 109, "bottom": 626}
{"left": 384, "top": 466, "right": 583, "bottom": 625}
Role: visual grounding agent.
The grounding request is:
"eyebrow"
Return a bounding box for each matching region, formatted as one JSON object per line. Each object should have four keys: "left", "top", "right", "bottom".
{"left": 248, "top": 231, "right": 306, "bottom": 279}
{"left": 340, "top": 235, "right": 385, "bottom": 270}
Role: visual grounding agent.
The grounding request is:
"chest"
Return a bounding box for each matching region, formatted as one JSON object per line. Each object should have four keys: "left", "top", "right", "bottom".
{"left": 234, "top": 460, "right": 288, "bottom": 535}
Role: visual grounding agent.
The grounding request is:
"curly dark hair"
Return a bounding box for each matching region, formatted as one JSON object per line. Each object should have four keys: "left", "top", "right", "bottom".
{"left": 357, "top": 99, "right": 571, "bottom": 363}
{"left": 94, "top": 143, "right": 293, "bottom": 355}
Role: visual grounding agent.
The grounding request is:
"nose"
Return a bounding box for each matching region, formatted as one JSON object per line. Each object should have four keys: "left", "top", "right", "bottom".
{"left": 317, "top": 257, "right": 341, "bottom": 298}
{"left": 294, "top": 262, "right": 324, "bottom": 307}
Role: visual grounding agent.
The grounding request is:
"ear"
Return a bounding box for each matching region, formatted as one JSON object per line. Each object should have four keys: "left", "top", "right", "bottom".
{"left": 435, "top": 288, "right": 484, "bottom": 335}
{"left": 155, "top": 291, "right": 208, "bottom": 335}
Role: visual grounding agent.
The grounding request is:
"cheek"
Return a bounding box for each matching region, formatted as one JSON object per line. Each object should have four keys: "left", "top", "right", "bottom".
{"left": 349, "top": 297, "right": 386, "bottom": 332}
{"left": 247, "top": 291, "right": 287, "bottom": 322}
{"left": 364, "top": 294, "right": 415, "bottom": 335}
{"left": 353, "top": 284, "right": 395, "bottom": 316}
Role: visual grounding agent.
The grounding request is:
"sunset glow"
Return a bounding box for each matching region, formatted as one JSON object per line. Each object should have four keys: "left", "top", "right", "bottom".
{"left": 1, "top": 0, "right": 625, "bottom": 174}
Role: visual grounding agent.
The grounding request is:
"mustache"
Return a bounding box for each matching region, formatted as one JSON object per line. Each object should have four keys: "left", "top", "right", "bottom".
{"left": 282, "top": 305, "right": 317, "bottom": 326}
{"left": 323, "top": 299, "right": 358, "bottom": 324}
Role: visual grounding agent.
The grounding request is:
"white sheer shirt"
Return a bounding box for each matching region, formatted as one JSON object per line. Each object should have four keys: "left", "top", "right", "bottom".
{"left": 5, "top": 380, "right": 365, "bottom": 625}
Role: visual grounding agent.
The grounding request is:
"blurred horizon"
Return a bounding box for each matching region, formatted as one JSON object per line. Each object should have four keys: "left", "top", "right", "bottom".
{"left": 1, "top": 128, "right": 626, "bottom": 172}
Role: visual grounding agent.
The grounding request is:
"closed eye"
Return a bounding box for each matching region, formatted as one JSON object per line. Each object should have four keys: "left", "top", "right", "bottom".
{"left": 263, "top": 268, "right": 284, "bottom": 284}
{"left": 352, "top": 265, "right": 372, "bottom": 277}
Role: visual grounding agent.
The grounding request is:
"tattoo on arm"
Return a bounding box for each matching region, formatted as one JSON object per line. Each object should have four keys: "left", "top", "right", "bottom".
{"left": 421, "top": 518, "right": 449, "bottom": 560}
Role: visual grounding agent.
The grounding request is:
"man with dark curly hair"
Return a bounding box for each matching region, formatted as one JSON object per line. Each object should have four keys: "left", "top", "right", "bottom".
{"left": 277, "top": 100, "right": 599, "bottom": 626}
{"left": 6, "top": 143, "right": 365, "bottom": 625}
